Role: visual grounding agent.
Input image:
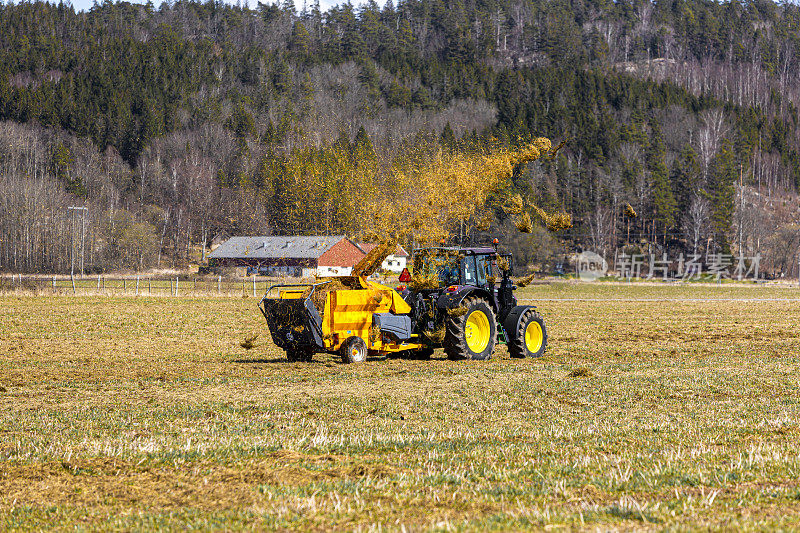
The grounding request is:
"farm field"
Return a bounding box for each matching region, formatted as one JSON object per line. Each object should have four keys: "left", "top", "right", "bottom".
{"left": 2, "top": 283, "right": 800, "bottom": 530}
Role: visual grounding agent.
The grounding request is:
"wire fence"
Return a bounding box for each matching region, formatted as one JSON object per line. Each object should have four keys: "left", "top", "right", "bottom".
{"left": 0, "top": 274, "right": 299, "bottom": 297}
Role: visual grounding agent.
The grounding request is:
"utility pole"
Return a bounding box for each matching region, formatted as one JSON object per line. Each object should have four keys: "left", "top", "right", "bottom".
{"left": 80, "top": 208, "right": 86, "bottom": 276}
{"left": 68, "top": 206, "right": 88, "bottom": 277}
{"left": 69, "top": 207, "right": 75, "bottom": 277}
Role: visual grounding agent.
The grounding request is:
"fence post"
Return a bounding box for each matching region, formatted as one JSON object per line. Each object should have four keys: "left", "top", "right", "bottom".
{"left": 149, "top": 278, "right": 152, "bottom": 294}
{"left": 218, "top": 275, "right": 221, "bottom": 294}
{"left": 123, "top": 278, "right": 127, "bottom": 293}
{"left": 175, "top": 277, "right": 178, "bottom": 297}
{"left": 136, "top": 276, "right": 140, "bottom": 296}
{"left": 53, "top": 276, "right": 56, "bottom": 292}
{"left": 71, "top": 274, "right": 76, "bottom": 295}
{"left": 97, "top": 275, "right": 100, "bottom": 293}
{"left": 102, "top": 276, "right": 105, "bottom": 292}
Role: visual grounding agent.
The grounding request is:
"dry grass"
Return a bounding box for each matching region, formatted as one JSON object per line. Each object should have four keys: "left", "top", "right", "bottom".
{"left": 2, "top": 283, "right": 800, "bottom": 530}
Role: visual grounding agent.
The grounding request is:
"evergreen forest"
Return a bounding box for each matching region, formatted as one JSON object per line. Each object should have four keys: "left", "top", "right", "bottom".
{"left": 2, "top": 0, "right": 800, "bottom": 275}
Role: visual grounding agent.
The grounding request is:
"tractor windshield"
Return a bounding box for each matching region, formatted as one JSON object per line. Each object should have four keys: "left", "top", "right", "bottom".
{"left": 414, "top": 250, "right": 462, "bottom": 286}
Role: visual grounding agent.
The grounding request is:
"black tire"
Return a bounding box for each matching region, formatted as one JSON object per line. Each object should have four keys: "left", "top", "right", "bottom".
{"left": 508, "top": 308, "right": 547, "bottom": 358}
{"left": 340, "top": 336, "right": 368, "bottom": 364}
{"left": 413, "top": 348, "right": 434, "bottom": 360}
{"left": 286, "top": 348, "right": 314, "bottom": 362}
{"left": 443, "top": 297, "right": 496, "bottom": 360}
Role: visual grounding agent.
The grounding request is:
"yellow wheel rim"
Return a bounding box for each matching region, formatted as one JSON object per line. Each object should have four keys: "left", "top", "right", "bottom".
{"left": 465, "top": 310, "right": 490, "bottom": 353}
{"left": 525, "top": 320, "right": 543, "bottom": 353}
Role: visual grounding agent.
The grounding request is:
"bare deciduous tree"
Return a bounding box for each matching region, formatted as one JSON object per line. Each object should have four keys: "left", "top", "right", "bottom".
{"left": 683, "top": 194, "right": 710, "bottom": 255}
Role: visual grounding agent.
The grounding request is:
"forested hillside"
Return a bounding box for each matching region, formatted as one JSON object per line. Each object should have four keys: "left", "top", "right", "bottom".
{"left": 2, "top": 0, "right": 800, "bottom": 274}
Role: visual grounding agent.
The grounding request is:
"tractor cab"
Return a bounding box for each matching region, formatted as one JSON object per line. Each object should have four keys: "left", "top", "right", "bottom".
{"left": 400, "top": 246, "right": 521, "bottom": 334}
{"left": 409, "top": 247, "right": 503, "bottom": 290}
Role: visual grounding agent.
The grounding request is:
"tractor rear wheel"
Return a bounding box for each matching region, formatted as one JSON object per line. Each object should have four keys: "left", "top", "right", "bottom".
{"left": 341, "top": 336, "right": 368, "bottom": 364}
{"left": 444, "top": 297, "right": 496, "bottom": 360}
{"left": 508, "top": 308, "right": 547, "bottom": 358}
{"left": 286, "top": 348, "right": 313, "bottom": 362}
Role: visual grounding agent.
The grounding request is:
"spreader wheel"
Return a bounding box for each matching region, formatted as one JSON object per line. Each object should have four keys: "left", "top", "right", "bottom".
{"left": 443, "top": 297, "right": 496, "bottom": 360}
{"left": 341, "top": 336, "right": 368, "bottom": 364}
{"left": 508, "top": 308, "right": 547, "bottom": 358}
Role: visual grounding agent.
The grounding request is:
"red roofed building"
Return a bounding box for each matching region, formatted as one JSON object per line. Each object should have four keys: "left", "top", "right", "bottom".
{"left": 208, "top": 235, "right": 366, "bottom": 277}
{"left": 207, "top": 236, "right": 410, "bottom": 277}
{"left": 317, "top": 238, "right": 367, "bottom": 276}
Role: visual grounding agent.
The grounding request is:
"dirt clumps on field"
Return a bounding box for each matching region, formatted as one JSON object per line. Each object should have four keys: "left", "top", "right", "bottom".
{"left": 240, "top": 334, "right": 258, "bottom": 350}
{"left": 568, "top": 367, "right": 593, "bottom": 378}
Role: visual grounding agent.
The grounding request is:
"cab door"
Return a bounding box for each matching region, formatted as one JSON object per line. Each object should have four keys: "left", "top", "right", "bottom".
{"left": 475, "top": 255, "right": 493, "bottom": 287}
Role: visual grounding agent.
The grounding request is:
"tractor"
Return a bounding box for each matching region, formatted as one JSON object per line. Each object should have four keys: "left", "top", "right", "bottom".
{"left": 258, "top": 244, "right": 547, "bottom": 363}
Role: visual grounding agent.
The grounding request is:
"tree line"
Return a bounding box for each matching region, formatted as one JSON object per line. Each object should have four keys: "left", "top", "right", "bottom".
{"left": 1, "top": 0, "right": 799, "bottom": 275}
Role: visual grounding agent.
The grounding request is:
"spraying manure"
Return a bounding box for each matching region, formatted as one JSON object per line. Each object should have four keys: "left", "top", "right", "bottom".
{"left": 257, "top": 137, "right": 566, "bottom": 363}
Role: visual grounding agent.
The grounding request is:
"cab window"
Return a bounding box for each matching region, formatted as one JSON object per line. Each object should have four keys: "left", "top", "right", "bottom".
{"left": 476, "top": 255, "right": 491, "bottom": 285}
{"left": 463, "top": 256, "right": 477, "bottom": 284}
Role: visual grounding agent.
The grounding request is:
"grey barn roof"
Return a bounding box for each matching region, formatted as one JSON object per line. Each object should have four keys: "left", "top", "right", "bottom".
{"left": 208, "top": 236, "right": 346, "bottom": 259}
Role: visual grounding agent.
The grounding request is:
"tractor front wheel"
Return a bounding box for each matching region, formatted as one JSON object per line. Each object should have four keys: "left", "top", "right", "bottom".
{"left": 341, "top": 336, "right": 368, "bottom": 364}
{"left": 444, "top": 297, "right": 496, "bottom": 360}
{"left": 508, "top": 308, "right": 547, "bottom": 358}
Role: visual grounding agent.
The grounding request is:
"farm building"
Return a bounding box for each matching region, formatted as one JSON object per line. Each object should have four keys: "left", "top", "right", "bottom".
{"left": 208, "top": 236, "right": 365, "bottom": 277}
{"left": 356, "top": 242, "right": 409, "bottom": 273}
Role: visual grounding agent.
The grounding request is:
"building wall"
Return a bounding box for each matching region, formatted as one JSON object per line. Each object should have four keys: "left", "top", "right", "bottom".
{"left": 210, "top": 258, "right": 316, "bottom": 277}
{"left": 260, "top": 265, "right": 308, "bottom": 277}
{"left": 381, "top": 254, "right": 407, "bottom": 273}
{"left": 317, "top": 266, "right": 353, "bottom": 277}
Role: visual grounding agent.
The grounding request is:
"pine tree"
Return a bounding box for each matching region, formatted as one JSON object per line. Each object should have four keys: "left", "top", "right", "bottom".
{"left": 353, "top": 125, "right": 376, "bottom": 162}
{"left": 440, "top": 123, "right": 457, "bottom": 149}
{"left": 51, "top": 142, "right": 86, "bottom": 198}
{"left": 672, "top": 144, "right": 702, "bottom": 214}
{"left": 707, "top": 140, "right": 737, "bottom": 252}
{"left": 289, "top": 21, "right": 310, "bottom": 57}
{"left": 647, "top": 123, "right": 676, "bottom": 233}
